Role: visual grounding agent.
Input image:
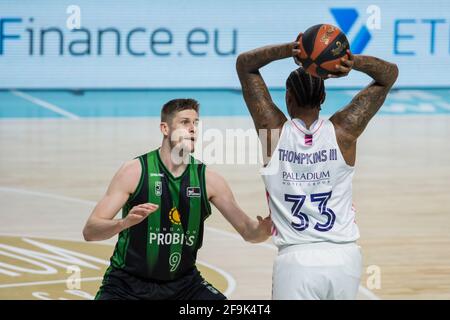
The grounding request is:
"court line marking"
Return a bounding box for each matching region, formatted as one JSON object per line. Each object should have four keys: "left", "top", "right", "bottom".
{"left": 10, "top": 90, "right": 80, "bottom": 120}
{"left": 0, "top": 233, "right": 235, "bottom": 298}
{"left": 0, "top": 186, "right": 94, "bottom": 206}
{"left": 197, "top": 259, "right": 236, "bottom": 297}
{"left": 0, "top": 186, "right": 380, "bottom": 300}
{"left": 0, "top": 255, "right": 236, "bottom": 297}
{"left": 0, "top": 277, "right": 103, "bottom": 289}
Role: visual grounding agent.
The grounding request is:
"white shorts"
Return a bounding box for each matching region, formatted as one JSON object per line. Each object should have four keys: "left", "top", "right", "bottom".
{"left": 272, "top": 242, "right": 362, "bottom": 300}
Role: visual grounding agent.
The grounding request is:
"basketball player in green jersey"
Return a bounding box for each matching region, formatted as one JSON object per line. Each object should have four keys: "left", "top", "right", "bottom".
{"left": 83, "top": 98, "right": 271, "bottom": 300}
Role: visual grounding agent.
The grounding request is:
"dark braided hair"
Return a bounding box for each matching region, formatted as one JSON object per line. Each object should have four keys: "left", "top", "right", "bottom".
{"left": 286, "top": 67, "right": 325, "bottom": 113}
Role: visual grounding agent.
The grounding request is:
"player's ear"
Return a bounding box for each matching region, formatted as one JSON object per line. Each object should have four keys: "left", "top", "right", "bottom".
{"left": 160, "top": 122, "right": 169, "bottom": 137}
{"left": 320, "top": 91, "right": 326, "bottom": 104}
{"left": 286, "top": 89, "right": 293, "bottom": 107}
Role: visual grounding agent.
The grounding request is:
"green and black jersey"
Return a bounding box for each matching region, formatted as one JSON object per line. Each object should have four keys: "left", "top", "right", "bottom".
{"left": 109, "top": 149, "right": 211, "bottom": 281}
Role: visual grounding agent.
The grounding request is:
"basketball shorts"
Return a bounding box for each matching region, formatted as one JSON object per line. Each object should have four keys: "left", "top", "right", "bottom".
{"left": 272, "top": 242, "right": 362, "bottom": 300}
{"left": 95, "top": 266, "right": 226, "bottom": 300}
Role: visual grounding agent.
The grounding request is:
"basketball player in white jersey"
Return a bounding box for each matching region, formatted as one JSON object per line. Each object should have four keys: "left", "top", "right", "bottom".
{"left": 236, "top": 41, "right": 398, "bottom": 299}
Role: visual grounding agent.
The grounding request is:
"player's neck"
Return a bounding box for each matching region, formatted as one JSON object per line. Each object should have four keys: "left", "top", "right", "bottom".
{"left": 159, "top": 142, "right": 190, "bottom": 176}
{"left": 293, "top": 110, "right": 320, "bottom": 130}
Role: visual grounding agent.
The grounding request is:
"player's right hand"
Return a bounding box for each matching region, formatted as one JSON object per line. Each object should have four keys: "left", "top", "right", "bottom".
{"left": 292, "top": 36, "right": 302, "bottom": 66}
{"left": 257, "top": 215, "right": 272, "bottom": 237}
{"left": 122, "top": 203, "right": 159, "bottom": 229}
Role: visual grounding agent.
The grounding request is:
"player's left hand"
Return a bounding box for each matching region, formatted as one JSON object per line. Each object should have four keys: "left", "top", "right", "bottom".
{"left": 327, "top": 49, "right": 354, "bottom": 79}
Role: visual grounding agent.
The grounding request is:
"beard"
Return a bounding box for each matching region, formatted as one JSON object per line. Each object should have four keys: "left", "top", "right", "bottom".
{"left": 169, "top": 137, "right": 195, "bottom": 165}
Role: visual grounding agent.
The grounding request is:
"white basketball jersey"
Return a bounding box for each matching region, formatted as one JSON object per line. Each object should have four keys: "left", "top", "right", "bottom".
{"left": 261, "top": 118, "right": 360, "bottom": 247}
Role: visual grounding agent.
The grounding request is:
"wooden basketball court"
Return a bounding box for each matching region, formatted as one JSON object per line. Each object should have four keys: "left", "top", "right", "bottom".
{"left": 1, "top": 114, "right": 449, "bottom": 299}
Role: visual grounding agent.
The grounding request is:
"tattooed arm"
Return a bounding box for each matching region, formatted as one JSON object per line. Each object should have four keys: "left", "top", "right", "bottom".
{"left": 330, "top": 54, "right": 399, "bottom": 166}
{"left": 236, "top": 42, "right": 298, "bottom": 162}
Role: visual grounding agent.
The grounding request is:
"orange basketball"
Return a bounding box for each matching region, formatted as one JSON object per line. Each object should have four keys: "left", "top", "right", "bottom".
{"left": 295, "top": 24, "right": 351, "bottom": 78}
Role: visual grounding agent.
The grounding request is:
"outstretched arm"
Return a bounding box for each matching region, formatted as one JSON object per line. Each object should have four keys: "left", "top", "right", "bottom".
{"left": 206, "top": 169, "right": 271, "bottom": 243}
{"left": 83, "top": 160, "right": 158, "bottom": 241}
{"left": 236, "top": 42, "right": 298, "bottom": 162}
{"left": 330, "top": 54, "right": 399, "bottom": 164}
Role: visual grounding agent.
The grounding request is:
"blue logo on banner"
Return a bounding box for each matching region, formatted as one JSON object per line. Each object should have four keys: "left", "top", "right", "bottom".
{"left": 330, "top": 8, "right": 371, "bottom": 54}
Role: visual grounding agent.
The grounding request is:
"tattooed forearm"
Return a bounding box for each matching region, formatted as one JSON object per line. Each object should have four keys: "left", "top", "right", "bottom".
{"left": 353, "top": 55, "right": 399, "bottom": 88}
{"left": 331, "top": 55, "right": 399, "bottom": 141}
{"left": 239, "top": 70, "right": 285, "bottom": 128}
{"left": 236, "top": 43, "right": 296, "bottom": 74}
{"left": 236, "top": 43, "right": 296, "bottom": 162}
{"left": 235, "top": 43, "right": 295, "bottom": 131}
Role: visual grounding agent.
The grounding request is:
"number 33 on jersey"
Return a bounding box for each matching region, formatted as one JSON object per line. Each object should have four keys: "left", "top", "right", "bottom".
{"left": 261, "top": 119, "right": 360, "bottom": 247}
